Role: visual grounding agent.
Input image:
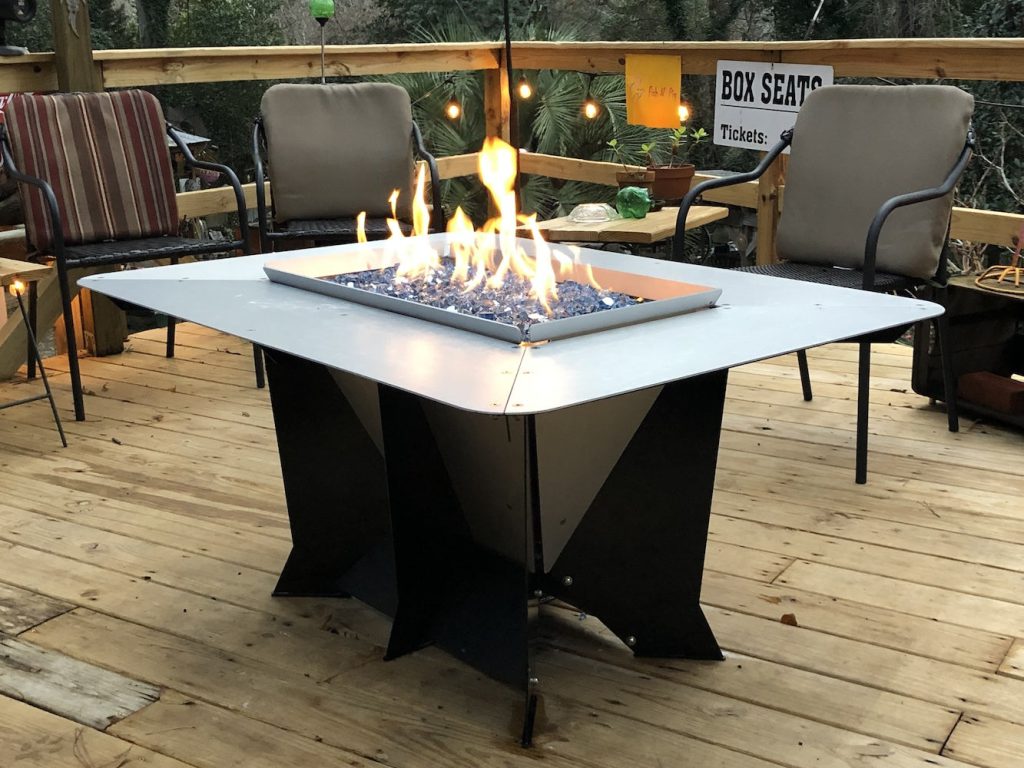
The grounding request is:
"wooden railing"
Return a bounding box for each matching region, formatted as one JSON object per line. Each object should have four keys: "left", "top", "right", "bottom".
{"left": 2, "top": 38, "right": 1023, "bottom": 374}
{"left": 1, "top": 38, "right": 1022, "bottom": 247}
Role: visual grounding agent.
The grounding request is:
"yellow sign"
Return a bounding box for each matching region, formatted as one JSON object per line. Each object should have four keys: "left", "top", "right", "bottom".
{"left": 625, "top": 54, "right": 682, "bottom": 128}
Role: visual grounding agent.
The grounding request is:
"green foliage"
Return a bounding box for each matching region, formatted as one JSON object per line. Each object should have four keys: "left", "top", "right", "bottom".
{"left": 373, "top": 0, "right": 545, "bottom": 41}
{"left": 957, "top": 0, "right": 1024, "bottom": 215}
{"left": 158, "top": 0, "right": 286, "bottom": 175}
{"left": 137, "top": 0, "right": 173, "bottom": 46}
{"left": 7, "top": 0, "right": 136, "bottom": 52}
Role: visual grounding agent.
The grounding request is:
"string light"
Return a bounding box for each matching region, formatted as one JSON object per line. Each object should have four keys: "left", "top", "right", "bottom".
{"left": 8, "top": 279, "right": 24, "bottom": 296}
{"left": 581, "top": 74, "right": 599, "bottom": 119}
{"left": 444, "top": 95, "right": 462, "bottom": 121}
{"left": 678, "top": 102, "right": 691, "bottom": 123}
{"left": 516, "top": 75, "right": 533, "bottom": 100}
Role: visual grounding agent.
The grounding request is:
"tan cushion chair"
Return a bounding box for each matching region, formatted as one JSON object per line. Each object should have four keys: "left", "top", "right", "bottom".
{"left": 254, "top": 82, "right": 443, "bottom": 250}
{"left": 673, "top": 84, "right": 974, "bottom": 484}
{"left": 778, "top": 85, "right": 973, "bottom": 280}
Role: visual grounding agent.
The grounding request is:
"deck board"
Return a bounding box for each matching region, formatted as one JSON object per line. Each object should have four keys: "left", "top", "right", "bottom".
{"left": 0, "top": 326, "right": 1022, "bottom": 766}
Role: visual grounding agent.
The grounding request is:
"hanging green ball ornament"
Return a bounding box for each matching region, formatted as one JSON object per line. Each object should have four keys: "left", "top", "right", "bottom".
{"left": 616, "top": 186, "right": 652, "bottom": 219}
{"left": 309, "top": 0, "right": 335, "bottom": 22}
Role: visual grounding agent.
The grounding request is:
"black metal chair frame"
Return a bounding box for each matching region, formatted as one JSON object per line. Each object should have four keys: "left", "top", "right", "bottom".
{"left": 674, "top": 127, "right": 975, "bottom": 484}
{"left": 252, "top": 117, "right": 445, "bottom": 254}
{"left": 0, "top": 122, "right": 266, "bottom": 422}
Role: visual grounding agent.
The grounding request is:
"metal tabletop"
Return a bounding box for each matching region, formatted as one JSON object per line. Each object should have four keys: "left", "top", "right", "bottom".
{"left": 81, "top": 238, "right": 943, "bottom": 416}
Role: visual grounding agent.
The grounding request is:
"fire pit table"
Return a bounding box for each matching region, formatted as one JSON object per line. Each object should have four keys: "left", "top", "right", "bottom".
{"left": 81, "top": 238, "right": 942, "bottom": 744}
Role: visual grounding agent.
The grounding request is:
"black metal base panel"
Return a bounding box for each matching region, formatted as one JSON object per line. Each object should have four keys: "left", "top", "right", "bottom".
{"left": 264, "top": 349, "right": 729, "bottom": 742}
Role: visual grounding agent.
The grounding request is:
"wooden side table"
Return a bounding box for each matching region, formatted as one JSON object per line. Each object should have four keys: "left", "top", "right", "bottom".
{"left": 523, "top": 205, "right": 729, "bottom": 246}
{"left": 0, "top": 258, "right": 67, "bottom": 446}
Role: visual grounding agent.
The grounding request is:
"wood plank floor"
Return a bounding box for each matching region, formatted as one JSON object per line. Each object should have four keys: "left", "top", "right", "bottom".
{"left": 0, "top": 324, "right": 1022, "bottom": 767}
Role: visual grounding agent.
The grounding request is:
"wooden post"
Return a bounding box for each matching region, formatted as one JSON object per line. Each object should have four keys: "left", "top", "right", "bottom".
{"left": 50, "top": 1, "right": 127, "bottom": 356}
{"left": 483, "top": 64, "right": 511, "bottom": 143}
{"left": 51, "top": 0, "right": 102, "bottom": 92}
{"left": 755, "top": 154, "right": 786, "bottom": 266}
{"left": 483, "top": 60, "right": 511, "bottom": 216}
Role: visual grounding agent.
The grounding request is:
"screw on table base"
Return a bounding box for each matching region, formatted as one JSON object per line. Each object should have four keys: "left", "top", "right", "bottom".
{"left": 1, "top": 286, "right": 67, "bottom": 447}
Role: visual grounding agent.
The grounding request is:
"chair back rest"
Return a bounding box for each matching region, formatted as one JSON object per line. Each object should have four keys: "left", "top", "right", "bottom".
{"left": 776, "top": 85, "right": 973, "bottom": 279}
{"left": 260, "top": 82, "right": 415, "bottom": 224}
{"left": 5, "top": 90, "right": 179, "bottom": 253}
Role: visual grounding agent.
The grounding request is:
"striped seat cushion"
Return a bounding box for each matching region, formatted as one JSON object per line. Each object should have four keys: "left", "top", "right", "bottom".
{"left": 5, "top": 90, "right": 179, "bottom": 254}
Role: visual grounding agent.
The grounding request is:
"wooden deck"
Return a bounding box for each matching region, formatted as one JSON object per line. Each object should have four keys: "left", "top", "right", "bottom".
{"left": 0, "top": 324, "right": 1022, "bottom": 768}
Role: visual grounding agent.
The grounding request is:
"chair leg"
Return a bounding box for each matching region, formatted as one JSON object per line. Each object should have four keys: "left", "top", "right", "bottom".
{"left": 253, "top": 344, "right": 265, "bottom": 389}
{"left": 934, "top": 314, "right": 959, "bottom": 433}
{"left": 796, "top": 349, "right": 813, "bottom": 401}
{"left": 56, "top": 266, "right": 86, "bottom": 421}
{"left": 855, "top": 342, "right": 871, "bottom": 485}
{"left": 166, "top": 315, "right": 176, "bottom": 358}
{"left": 26, "top": 281, "right": 38, "bottom": 380}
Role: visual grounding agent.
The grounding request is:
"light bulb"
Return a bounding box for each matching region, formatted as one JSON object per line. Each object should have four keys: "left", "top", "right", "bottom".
{"left": 582, "top": 98, "right": 599, "bottom": 119}
{"left": 445, "top": 97, "right": 462, "bottom": 121}
{"left": 9, "top": 279, "right": 25, "bottom": 296}
{"left": 517, "top": 76, "right": 533, "bottom": 100}
{"left": 678, "top": 102, "right": 691, "bottom": 123}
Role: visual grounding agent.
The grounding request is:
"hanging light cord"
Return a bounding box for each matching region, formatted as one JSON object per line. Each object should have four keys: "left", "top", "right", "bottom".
{"left": 410, "top": 76, "right": 457, "bottom": 107}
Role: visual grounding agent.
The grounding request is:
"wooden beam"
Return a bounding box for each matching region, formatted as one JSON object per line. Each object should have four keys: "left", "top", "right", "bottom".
{"left": 511, "top": 39, "right": 1024, "bottom": 81}
{"left": 0, "top": 54, "right": 58, "bottom": 93}
{"left": 176, "top": 183, "right": 269, "bottom": 219}
{"left": 7, "top": 39, "right": 1024, "bottom": 94}
{"left": 951, "top": 207, "right": 1024, "bottom": 249}
{"left": 435, "top": 154, "right": 479, "bottom": 180}
{"left": 97, "top": 44, "right": 500, "bottom": 88}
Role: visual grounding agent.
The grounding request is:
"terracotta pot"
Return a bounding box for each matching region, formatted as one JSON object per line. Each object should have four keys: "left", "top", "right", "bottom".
{"left": 650, "top": 164, "right": 696, "bottom": 203}
{"left": 616, "top": 169, "right": 655, "bottom": 191}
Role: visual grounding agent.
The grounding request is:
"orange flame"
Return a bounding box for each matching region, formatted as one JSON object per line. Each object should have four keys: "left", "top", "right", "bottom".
{"left": 355, "top": 137, "right": 596, "bottom": 313}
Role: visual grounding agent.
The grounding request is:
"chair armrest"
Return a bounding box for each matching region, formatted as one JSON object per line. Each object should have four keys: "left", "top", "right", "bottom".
{"left": 0, "top": 127, "right": 67, "bottom": 262}
{"left": 168, "top": 124, "right": 251, "bottom": 253}
{"left": 412, "top": 121, "right": 446, "bottom": 231}
{"left": 673, "top": 130, "right": 792, "bottom": 261}
{"left": 251, "top": 118, "right": 273, "bottom": 253}
{"left": 862, "top": 132, "right": 973, "bottom": 290}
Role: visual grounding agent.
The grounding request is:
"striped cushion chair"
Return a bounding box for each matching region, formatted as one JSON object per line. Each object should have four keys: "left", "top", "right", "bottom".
{"left": 1, "top": 90, "right": 263, "bottom": 422}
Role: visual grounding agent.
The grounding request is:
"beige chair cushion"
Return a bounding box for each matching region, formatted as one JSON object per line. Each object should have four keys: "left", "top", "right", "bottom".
{"left": 261, "top": 83, "right": 415, "bottom": 224}
{"left": 776, "top": 85, "right": 973, "bottom": 280}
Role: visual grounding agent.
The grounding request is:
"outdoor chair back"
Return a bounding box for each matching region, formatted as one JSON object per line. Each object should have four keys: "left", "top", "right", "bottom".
{"left": 6, "top": 90, "right": 180, "bottom": 253}
{"left": 673, "top": 84, "right": 975, "bottom": 484}
{"left": 1, "top": 90, "right": 264, "bottom": 422}
{"left": 254, "top": 82, "right": 444, "bottom": 251}
{"left": 777, "top": 85, "right": 974, "bottom": 280}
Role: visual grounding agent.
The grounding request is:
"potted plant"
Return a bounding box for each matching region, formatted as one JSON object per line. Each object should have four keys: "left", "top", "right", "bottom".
{"left": 644, "top": 127, "right": 708, "bottom": 203}
{"left": 607, "top": 138, "right": 654, "bottom": 191}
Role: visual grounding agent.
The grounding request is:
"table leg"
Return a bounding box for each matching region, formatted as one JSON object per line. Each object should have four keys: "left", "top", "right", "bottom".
{"left": 541, "top": 370, "right": 729, "bottom": 660}
{"left": 378, "top": 384, "right": 534, "bottom": 690}
{"left": 267, "top": 354, "right": 727, "bottom": 745}
{"left": 264, "top": 349, "right": 394, "bottom": 610}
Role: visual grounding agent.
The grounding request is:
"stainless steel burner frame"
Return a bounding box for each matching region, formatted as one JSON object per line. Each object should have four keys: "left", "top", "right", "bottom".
{"left": 263, "top": 234, "right": 721, "bottom": 343}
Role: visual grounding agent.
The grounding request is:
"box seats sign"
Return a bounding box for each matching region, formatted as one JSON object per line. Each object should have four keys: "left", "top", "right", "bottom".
{"left": 713, "top": 61, "right": 833, "bottom": 152}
